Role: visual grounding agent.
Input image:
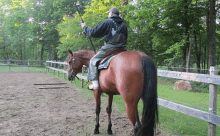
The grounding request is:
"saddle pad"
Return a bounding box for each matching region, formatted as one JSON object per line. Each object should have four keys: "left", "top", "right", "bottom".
{"left": 98, "top": 55, "right": 115, "bottom": 70}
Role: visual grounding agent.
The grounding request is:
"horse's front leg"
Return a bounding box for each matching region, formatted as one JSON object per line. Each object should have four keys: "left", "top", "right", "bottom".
{"left": 93, "top": 90, "right": 101, "bottom": 134}
{"left": 106, "top": 95, "right": 113, "bottom": 134}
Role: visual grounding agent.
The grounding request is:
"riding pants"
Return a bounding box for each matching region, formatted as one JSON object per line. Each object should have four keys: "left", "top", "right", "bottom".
{"left": 88, "top": 44, "right": 126, "bottom": 81}
{"left": 88, "top": 50, "right": 106, "bottom": 81}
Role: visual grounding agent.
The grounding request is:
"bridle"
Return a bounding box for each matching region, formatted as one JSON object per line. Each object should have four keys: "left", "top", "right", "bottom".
{"left": 68, "top": 55, "right": 79, "bottom": 80}
{"left": 67, "top": 51, "right": 89, "bottom": 88}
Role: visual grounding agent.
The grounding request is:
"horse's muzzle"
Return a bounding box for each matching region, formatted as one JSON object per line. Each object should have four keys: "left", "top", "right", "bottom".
{"left": 68, "top": 72, "right": 75, "bottom": 81}
{"left": 68, "top": 75, "right": 74, "bottom": 81}
{"left": 68, "top": 71, "right": 78, "bottom": 81}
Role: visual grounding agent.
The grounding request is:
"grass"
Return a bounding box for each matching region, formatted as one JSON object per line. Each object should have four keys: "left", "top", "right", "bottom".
{"left": 1, "top": 66, "right": 220, "bottom": 135}
{"left": 157, "top": 83, "right": 220, "bottom": 135}
{"left": 158, "top": 77, "right": 220, "bottom": 113}
{"left": 158, "top": 83, "right": 210, "bottom": 112}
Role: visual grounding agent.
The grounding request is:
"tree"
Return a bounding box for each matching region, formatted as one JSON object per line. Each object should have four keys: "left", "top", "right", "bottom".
{"left": 208, "top": 0, "right": 216, "bottom": 67}
{"left": 56, "top": 0, "right": 122, "bottom": 58}
{"left": 0, "top": 0, "right": 219, "bottom": 70}
{"left": 2, "top": 0, "right": 31, "bottom": 61}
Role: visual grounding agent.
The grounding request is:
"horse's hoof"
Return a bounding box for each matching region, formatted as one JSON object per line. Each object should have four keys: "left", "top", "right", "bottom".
{"left": 94, "top": 129, "right": 99, "bottom": 134}
{"left": 107, "top": 129, "right": 113, "bottom": 135}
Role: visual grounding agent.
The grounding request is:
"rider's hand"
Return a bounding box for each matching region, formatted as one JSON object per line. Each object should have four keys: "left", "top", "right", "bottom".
{"left": 81, "top": 22, "right": 86, "bottom": 29}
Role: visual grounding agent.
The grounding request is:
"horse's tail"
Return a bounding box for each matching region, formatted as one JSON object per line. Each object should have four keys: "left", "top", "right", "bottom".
{"left": 137, "top": 56, "right": 158, "bottom": 136}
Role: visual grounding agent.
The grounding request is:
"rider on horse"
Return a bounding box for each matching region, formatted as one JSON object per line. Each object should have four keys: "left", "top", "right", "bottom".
{"left": 81, "top": 7, "right": 128, "bottom": 90}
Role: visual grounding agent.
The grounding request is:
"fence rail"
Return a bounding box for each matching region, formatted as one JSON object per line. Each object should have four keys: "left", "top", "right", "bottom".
{"left": 45, "top": 60, "right": 219, "bottom": 136}
{"left": 0, "top": 59, "right": 45, "bottom": 70}
{"left": 0, "top": 59, "right": 45, "bottom": 63}
{"left": 157, "top": 66, "right": 220, "bottom": 73}
{"left": 158, "top": 69, "right": 220, "bottom": 85}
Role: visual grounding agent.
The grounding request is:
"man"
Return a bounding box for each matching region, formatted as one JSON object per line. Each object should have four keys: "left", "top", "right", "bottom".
{"left": 81, "top": 7, "right": 128, "bottom": 90}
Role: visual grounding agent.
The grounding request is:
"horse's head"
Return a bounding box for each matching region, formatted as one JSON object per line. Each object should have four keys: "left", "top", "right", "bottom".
{"left": 67, "top": 50, "right": 83, "bottom": 81}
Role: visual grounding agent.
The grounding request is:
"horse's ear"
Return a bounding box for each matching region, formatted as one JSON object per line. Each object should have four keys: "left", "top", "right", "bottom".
{"left": 68, "top": 50, "right": 73, "bottom": 55}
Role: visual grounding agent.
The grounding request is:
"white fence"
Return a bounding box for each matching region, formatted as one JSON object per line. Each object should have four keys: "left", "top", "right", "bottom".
{"left": 0, "top": 59, "right": 45, "bottom": 71}
{"left": 45, "top": 60, "right": 220, "bottom": 136}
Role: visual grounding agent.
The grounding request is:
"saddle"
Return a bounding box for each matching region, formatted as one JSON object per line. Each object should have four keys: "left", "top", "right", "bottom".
{"left": 98, "top": 48, "right": 126, "bottom": 70}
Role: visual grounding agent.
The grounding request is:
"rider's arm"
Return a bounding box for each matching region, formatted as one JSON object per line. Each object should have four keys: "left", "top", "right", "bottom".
{"left": 83, "top": 20, "right": 109, "bottom": 38}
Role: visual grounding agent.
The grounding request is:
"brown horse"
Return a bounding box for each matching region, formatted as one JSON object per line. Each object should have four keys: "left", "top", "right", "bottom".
{"left": 67, "top": 50, "right": 158, "bottom": 136}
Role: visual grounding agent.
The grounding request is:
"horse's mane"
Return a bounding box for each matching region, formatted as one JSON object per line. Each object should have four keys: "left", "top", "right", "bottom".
{"left": 74, "top": 50, "right": 94, "bottom": 53}
{"left": 73, "top": 50, "right": 95, "bottom": 59}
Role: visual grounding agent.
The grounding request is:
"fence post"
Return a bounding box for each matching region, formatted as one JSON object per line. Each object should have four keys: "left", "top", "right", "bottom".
{"left": 50, "top": 60, "right": 53, "bottom": 71}
{"left": 45, "top": 61, "right": 47, "bottom": 72}
{"left": 208, "top": 66, "right": 218, "bottom": 136}
{"left": 45, "top": 60, "right": 47, "bottom": 72}
{"left": 48, "top": 61, "right": 50, "bottom": 72}
{"left": 8, "top": 59, "right": 11, "bottom": 71}
{"left": 53, "top": 60, "right": 55, "bottom": 75}
{"left": 58, "top": 61, "right": 60, "bottom": 77}
{"left": 64, "top": 64, "right": 66, "bottom": 79}
{"left": 81, "top": 66, "right": 85, "bottom": 88}
{"left": 28, "top": 59, "right": 30, "bottom": 71}
{"left": 47, "top": 61, "right": 49, "bottom": 72}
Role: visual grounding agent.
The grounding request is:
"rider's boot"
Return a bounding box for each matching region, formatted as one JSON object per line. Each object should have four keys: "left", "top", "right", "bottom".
{"left": 89, "top": 80, "right": 99, "bottom": 90}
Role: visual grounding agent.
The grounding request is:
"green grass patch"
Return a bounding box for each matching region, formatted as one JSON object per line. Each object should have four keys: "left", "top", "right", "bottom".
{"left": 157, "top": 80, "right": 220, "bottom": 135}
{"left": 158, "top": 83, "right": 211, "bottom": 112}
{"left": 159, "top": 106, "right": 220, "bottom": 135}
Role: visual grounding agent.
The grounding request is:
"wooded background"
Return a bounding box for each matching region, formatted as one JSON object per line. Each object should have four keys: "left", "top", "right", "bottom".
{"left": 0, "top": 0, "right": 219, "bottom": 72}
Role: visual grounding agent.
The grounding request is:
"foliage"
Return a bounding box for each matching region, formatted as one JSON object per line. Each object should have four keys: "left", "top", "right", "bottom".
{"left": 0, "top": 0, "right": 219, "bottom": 68}
{"left": 56, "top": 0, "right": 122, "bottom": 58}
{"left": 56, "top": 14, "right": 89, "bottom": 58}
{"left": 122, "top": 0, "right": 209, "bottom": 66}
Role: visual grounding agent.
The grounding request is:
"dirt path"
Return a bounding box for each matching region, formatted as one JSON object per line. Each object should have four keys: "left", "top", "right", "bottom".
{"left": 0, "top": 71, "right": 179, "bottom": 136}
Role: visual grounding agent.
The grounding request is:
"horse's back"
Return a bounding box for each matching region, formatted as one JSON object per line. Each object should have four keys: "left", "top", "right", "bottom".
{"left": 113, "top": 51, "right": 147, "bottom": 69}
{"left": 99, "top": 51, "right": 146, "bottom": 98}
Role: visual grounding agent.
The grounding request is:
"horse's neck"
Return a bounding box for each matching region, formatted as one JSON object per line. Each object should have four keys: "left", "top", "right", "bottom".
{"left": 79, "top": 50, "right": 95, "bottom": 67}
{"left": 82, "top": 59, "right": 90, "bottom": 67}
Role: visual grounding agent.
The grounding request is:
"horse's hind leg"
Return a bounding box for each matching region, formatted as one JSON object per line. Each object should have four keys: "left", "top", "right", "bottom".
{"left": 125, "top": 103, "right": 141, "bottom": 136}
{"left": 106, "top": 95, "right": 113, "bottom": 134}
{"left": 134, "top": 111, "right": 141, "bottom": 135}
{"left": 93, "top": 90, "right": 101, "bottom": 134}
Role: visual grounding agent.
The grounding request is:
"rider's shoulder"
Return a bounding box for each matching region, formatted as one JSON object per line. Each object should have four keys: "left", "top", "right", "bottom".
{"left": 103, "top": 19, "right": 114, "bottom": 24}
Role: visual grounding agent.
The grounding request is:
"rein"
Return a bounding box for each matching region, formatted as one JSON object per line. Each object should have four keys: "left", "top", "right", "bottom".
{"left": 70, "top": 71, "right": 89, "bottom": 88}
{"left": 69, "top": 71, "right": 79, "bottom": 80}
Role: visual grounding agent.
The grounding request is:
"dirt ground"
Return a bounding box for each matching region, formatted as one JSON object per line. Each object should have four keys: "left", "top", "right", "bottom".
{"left": 0, "top": 71, "right": 179, "bottom": 136}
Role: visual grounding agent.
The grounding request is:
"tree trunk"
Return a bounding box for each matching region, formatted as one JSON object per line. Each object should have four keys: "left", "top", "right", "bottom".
{"left": 23, "top": 37, "right": 26, "bottom": 62}
{"left": 48, "top": 44, "right": 52, "bottom": 60}
{"left": 19, "top": 42, "right": 23, "bottom": 62}
{"left": 195, "top": 34, "right": 201, "bottom": 73}
{"left": 206, "top": 4, "right": 210, "bottom": 70}
{"left": 33, "top": 47, "right": 35, "bottom": 60}
{"left": 40, "top": 42, "right": 44, "bottom": 66}
{"left": 3, "top": 34, "right": 8, "bottom": 59}
{"left": 185, "top": 36, "right": 190, "bottom": 72}
{"left": 53, "top": 49, "right": 58, "bottom": 61}
{"left": 208, "top": 0, "right": 216, "bottom": 67}
{"left": 204, "top": 2, "right": 209, "bottom": 73}
{"left": 183, "top": 0, "right": 190, "bottom": 72}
